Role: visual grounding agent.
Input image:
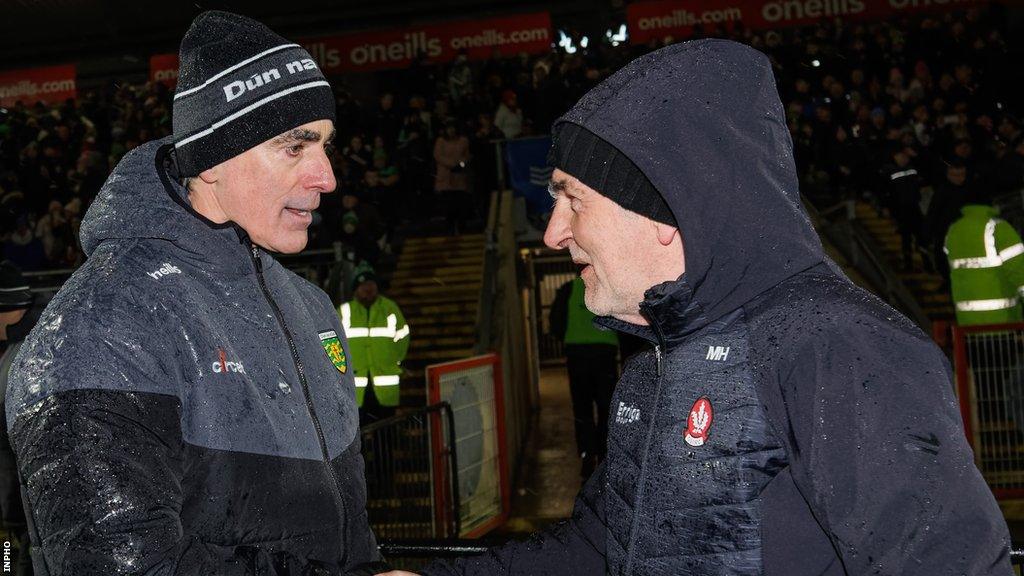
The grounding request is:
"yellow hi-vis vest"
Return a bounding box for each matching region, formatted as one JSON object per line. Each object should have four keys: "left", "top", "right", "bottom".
{"left": 945, "top": 204, "right": 1024, "bottom": 326}
{"left": 339, "top": 296, "right": 410, "bottom": 407}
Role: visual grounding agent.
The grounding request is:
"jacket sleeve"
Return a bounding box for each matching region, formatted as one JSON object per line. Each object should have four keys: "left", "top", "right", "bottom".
{"left": 418, "top": 461, "right": 607, "bottom": 575}
{"left": 766, "top": 318, "right": 1012, "bottom": 575}
{"left": 8, "top": 305, "right": 325, "bottom": 575}
{"left": 393, "top": 302, "right": 410, "bottom": 364}
{"left": 994, "top": 219, "right": 1024, "bottom": 300}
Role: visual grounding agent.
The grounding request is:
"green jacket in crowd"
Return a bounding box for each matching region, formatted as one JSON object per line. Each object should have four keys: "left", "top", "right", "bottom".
{"left": 945, "top": 204, "right": 1024, "bottom": 326}
{"left": 339, "top": 296, "right": 410, "bottom": 406}
{"left": 551, "top": 277, "right": 619, "bottom": 347}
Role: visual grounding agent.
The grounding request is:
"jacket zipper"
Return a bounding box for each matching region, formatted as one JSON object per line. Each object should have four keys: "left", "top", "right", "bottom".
{"left": 623, "top": 307, "right": 667, "bottom": 575}
{"left": 246, "top": 241, "right": 349, "bottom": 554}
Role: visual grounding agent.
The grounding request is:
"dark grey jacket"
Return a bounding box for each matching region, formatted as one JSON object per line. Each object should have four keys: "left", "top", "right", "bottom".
{"left": 5, "top": 138, "right": 383, "bottom": 575}
{"left": 423, "top": 39, "right": 1011, "bottom": 576}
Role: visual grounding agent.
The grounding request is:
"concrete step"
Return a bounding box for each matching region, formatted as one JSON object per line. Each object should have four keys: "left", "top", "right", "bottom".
{"left": 405, "top": 348, "right": 475, "bottom": 363}
{"left": 394, "top": 292, "right": 478, "bottom": 308}
{"left": 390, "top": 272, "right": 483, "bottom": 288}
{"left": 396, "top": 255, "right": 484, "bottom": 271}
{"left": 389, "top": 283, "right": 480, "bottom": 298}
{"left": 399, "top": 246, "right": 483, "bottom": 260}
{"left": 403, "top": 234, "right": 485, "bottom": 247}
{"left": 403, "top": 301, "right": 477, "bottom": 316}
{"left": 412, "top": 324, "right": 476, "bottom": 338}
{"left": 366, "top": 497, "right": 433, "bottom": 510}
{"left": 391, "top": 264, "right": 483, "bottom": 280}
{"left": 409, "top": 335, "right": 476, "bottom": 350}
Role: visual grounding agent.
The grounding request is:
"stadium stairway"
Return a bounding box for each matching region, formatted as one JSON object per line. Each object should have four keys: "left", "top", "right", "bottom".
{"left": 389, "top": 233, "right": 487, "bottom": 407}
{"left": 853, "top": 200, "right": 955, "bottom": 321}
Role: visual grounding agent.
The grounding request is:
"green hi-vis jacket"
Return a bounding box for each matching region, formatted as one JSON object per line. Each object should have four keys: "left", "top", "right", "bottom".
{"left": 339, "top": 296, "right": 410, "bottom": 406}
{"left": 945, "top": 204, "right": 1024, "bottom": 326}
{"left": 564, "top": 278, "right": 619, "bottom": 347}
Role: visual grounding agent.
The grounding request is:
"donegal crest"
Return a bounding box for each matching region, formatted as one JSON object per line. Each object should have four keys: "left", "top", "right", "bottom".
{"left": 318, "top": 330, "right": 347, "bottom": 374}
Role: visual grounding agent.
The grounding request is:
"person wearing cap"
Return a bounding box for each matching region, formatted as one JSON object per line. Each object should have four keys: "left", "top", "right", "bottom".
{"left": 403, "top": 39, "right": 1009, "bottom": 576}
{"left": 4, "top": 11, "right": 387, "bottom": 576}
{"left": 0, "top": 261, "right": 38, "bottom": 576}
{"left": 339, "top": 264, "right": 410, "bottom": 423}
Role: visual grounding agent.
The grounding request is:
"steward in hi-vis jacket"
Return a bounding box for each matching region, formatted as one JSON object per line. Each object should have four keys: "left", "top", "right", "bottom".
{"left": 422, "top": 38, "right": 1010, "bottom": 576}
{"left": 945, "top": 203, "right": 1024, "bottom": 326}
{"left": 4, "top": 11, "right": 386, "bottom": 576}
{"left": 339, "top": 266, "right": 410, "bottom": 410}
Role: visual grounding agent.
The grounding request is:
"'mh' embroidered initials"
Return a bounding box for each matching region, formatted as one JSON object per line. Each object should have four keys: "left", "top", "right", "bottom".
{"left": 706, "top": 346, "right": 730, "bottom": 361}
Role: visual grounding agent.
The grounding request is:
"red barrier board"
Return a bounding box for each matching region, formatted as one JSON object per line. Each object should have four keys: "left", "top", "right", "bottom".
{"left": 0, "top": 64, "right": 77, "bottom": 107}
{"left": 627, "top": 0, "right": 988, "bottom": 44}
{"left": 146, "top": 13, "right": 551, "bottom": 78}
{"left": 302, "top": 12, "right": 552, "bottom": 73}
{"left": 150, "top": 53, "right": 180, "bottom": 88}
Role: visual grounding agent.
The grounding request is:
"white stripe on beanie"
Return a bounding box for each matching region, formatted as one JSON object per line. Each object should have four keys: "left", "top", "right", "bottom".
{"left": 175, "top": 80, "right": 331, "bottom": 148}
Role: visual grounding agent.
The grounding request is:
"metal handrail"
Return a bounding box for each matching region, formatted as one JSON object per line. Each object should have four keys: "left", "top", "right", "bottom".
{"left": 473, "top": 190, "right": 502, "bottom": 355}
{"left": 376, "top": 540, "right": 1024, "bottom": 565}
{"left": 361, "top": 402, "right": 462, "bottom": 538}
{"left": 379, "top": 539, "right": 491, "bottom": 558}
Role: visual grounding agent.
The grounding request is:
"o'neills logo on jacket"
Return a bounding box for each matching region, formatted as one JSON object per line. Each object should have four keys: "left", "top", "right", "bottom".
{"left": 148, "top": 263, "right": 181, "bottom": 280}
{"left": 212, "top": 348, "right": 246, "bottom": 374}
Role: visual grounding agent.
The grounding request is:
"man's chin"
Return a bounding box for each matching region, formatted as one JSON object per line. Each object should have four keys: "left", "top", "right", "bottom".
{"left": 265, "top": 233, "right": 308, "bottom": 255}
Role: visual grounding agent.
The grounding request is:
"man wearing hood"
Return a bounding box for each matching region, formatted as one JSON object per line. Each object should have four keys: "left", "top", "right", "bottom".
{"left": 404, "top": 39, "right": 1010, "bottom": 576}
{"left": 5, "top": 11, "right": 385, "bottom": 576}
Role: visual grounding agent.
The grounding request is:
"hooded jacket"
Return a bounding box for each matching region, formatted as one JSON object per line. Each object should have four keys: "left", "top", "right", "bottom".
{"left": 4, "top": 138, "right": 384, "bottom": 575}
{"left": 423, "top": 39, "right": 1010, "bottom": 576}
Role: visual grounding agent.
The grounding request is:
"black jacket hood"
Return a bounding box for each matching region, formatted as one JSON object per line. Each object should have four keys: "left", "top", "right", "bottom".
{"left": 556, "top": 39, "right": 824, "bottom": 341}
{"left": 80, "top": 137, "right": 252, "bottom": 276}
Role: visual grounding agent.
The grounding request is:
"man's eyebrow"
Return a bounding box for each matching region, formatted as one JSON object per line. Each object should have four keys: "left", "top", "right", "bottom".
{"left": 272, "top": 128, "right": 322, "bottom": 145}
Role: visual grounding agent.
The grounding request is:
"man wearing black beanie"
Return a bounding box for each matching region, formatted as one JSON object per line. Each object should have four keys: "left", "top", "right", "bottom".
{"left": 5, "top": 11, "right": 388, "bottom": 575}
{"left": 412, "top": 38, "right": 1009, "bottom": 576}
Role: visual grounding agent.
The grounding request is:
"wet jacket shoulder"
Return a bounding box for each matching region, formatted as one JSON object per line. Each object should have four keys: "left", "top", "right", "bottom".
{"left": 744, "top": 265, "right": 1011, "bottom": 574}
{"left": 4, "top": 138, "right": 381, "bottom": 576}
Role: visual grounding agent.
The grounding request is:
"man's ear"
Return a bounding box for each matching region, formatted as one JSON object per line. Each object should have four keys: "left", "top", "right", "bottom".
{"left": 654, "top": 221, "right": 680, "bottom": 247}
{"left": 198, "top": 165, "right": 218, "bottom": 185}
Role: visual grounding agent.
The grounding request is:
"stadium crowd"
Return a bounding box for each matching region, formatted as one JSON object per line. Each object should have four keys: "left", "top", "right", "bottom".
{"left": 1, "top": 6, "right": 1021, "bottom": 277}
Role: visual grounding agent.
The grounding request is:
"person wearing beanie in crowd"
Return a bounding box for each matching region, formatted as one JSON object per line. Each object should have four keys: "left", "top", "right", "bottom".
{"left": 339, "top": 263, "right": 410, "bottom": 424}
{"left": 0, "top": 261, "right": 41, "bottom": 576}
{"left": 392, "top": 39, "right": 1010, "bottom": 576}
{"left": 4, "top": 11, "right": 388, "bottom": 575}
{"left": 494, "top": 90, "right": 523, "bottom": 140}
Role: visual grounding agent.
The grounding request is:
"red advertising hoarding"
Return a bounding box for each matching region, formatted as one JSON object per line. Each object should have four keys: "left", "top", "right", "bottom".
{"left": 303, "top": 12, "right": 551, "bottom": 73}
{"left": 150, "top": 53, "right": 180, "bottom": 88}
{"left": 0, "top": 64, "right": 77, "bottom": 107}
{"left": 627, "top": 0, "right": 988, "bottom": 44}
{"left": 148, "top": 12, "right": 551, "bottom": 79}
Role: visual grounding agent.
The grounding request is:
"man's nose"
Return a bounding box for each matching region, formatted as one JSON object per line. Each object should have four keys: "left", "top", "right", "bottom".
{"left": 308, "top": 149, "right": 336, "bottom": 193}
{"left": 543, "top": 201, "right": 571, "bottom": 250}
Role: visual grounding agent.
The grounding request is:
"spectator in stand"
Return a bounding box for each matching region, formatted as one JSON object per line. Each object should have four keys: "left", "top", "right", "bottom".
{"left": 447, "top": 51, "right": 473, "bottom": 107}
{"left": 342, "top": 134, "right": 373, "bottom": 182}
{"left": 471, "top": 113, "right": 504, "bottom": 213}
{"left": 494, "top": 89, "right": 523, "bottom": 140}
{"left": 928, "top": 161, "right": 971, "bottom": 283}
{"left": 373, "top": 93, "right": 402, "bottom": 147}
{"left": 880, "top": 147, "right": 929, "bottom": 270}
{"left": 397, "top": 112, "right": 432, "bottom": 218}
{"left": 433, "top": 120, "right": 471, "bottom": 234}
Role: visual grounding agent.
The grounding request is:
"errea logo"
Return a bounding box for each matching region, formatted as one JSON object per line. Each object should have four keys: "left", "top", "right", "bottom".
{"left": 212, "top": 349, "right": 246, "bottom": 374}
{"left": 616, "top": 402, "right": 641, "bottom": 424}
{"left": 148, "top": 263, "right": 181, "bottom": 280}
